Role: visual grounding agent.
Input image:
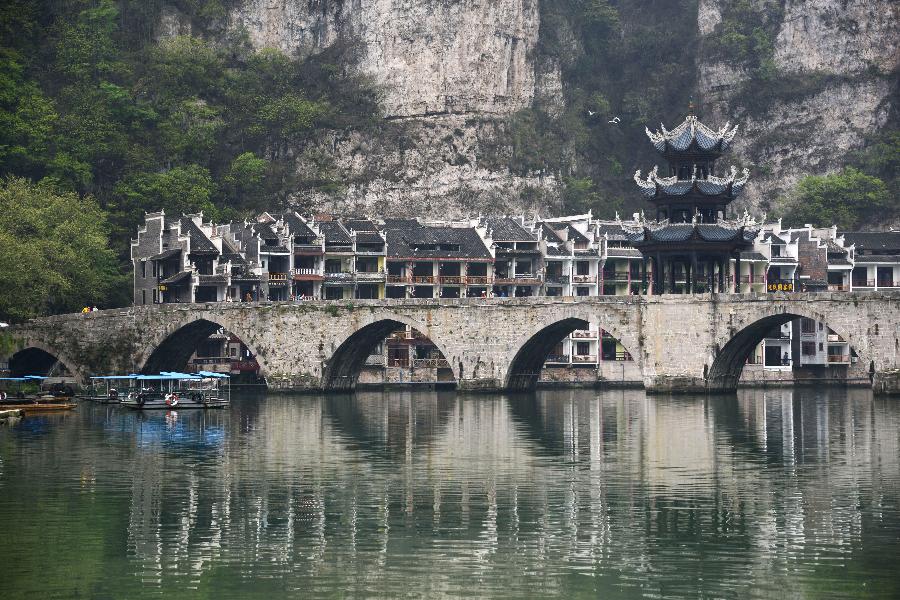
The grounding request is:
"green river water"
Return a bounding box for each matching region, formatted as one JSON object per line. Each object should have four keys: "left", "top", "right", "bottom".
{"left": 1, "top": 388, "right": 898, "bottom": 599}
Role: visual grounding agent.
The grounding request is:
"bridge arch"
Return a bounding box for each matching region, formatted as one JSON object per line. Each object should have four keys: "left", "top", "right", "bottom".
{"left": 708, "top": 306, "right": 868, "bottom": 392}
{"left": 322, "top": 311, "right": 457, "bottom": 392}
{"left": 503, "top": 307, "right": 642, "bottom": 392}
{"left": 8, "top": 340, "right": 79, "bottom": 381}
{"left": 139, "top": 315, "right": 269, "bottom": 383}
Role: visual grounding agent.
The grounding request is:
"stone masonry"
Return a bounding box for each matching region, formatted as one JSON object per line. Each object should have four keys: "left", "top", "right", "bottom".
{"left": 4, "top": 292, "right": 900, "bottom": 394}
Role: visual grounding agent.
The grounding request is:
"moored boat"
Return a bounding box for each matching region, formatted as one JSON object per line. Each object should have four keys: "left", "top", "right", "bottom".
{"left": 80, "top": 375, "right": 131, "bottom": 403}
{"left": 120, "top": 372, "right": 230, "bottom": 410}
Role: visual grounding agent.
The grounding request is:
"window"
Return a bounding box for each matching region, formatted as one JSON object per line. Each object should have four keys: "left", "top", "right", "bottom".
{"left": 801, "top": 318, "right": 816, "bottom": 333}
{"left": 801, "top": 342, "right": 816, "bottom": 356}
{"left": 576, "top": 342, "right": 590, "bottom": 355}
{"left": 576, "top": 261, "right": 589, "bottom": 276}
{"left": 819, "top": 342, "right": 823, "bottom": 351}
{"left": 141, "top": 290, "right": 146, "bottom": 305}
{"left": 152, "top": 262, "right": 158, "bottom": 277}
{"left": 141, "top": 261, "right": 146, "bottom": 278}
{"left": 576, "top": 287, "right": 590, "bottom": 296}
{"left": 152, "top": 289, "right": 158, "bottom": 303}
{"left": 230, "top": 347, "right": 237, "bottom": 357}
{"left": 771, "top": 245, "right": 781, "bottom": 257}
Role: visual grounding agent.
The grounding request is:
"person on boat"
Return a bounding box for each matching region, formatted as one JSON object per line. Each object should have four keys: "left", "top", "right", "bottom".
{"left": 81, "top": 306, "right": 90, "bottom": 314}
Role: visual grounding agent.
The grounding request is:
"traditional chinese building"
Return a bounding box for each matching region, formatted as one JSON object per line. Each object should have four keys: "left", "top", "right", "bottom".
{"left": 628, "top": 109, "right": 758, "bottom": 294}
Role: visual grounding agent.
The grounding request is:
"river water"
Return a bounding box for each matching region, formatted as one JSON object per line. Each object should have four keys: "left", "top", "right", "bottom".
{"left": 1, "top": 388, "right": 898, "bottom": 599}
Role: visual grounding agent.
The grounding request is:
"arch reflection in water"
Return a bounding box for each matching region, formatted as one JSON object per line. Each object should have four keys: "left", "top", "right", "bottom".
{"left": 2, "top": 389, "right": 899, "bottom": 598}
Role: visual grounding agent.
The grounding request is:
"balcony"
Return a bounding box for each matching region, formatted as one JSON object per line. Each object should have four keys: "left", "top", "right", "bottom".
{"left": 827, "top": 284, "right": 847, "bottom": 291}
{"left": 545, "top": 354, "right": 570, "bottom": 364}
{"left": 438, "top": 275, "right": 465, "bottom": 285}
{"left": 877, "top": 279, "right": 896, "bottom": 288}
{"left": 411, "top": 275, "right": 435, "bottom": 284}
{"left": 324, "top": 272, "right": 354, "bottom": 282}
{"left": 852, "top": 279, "right": 876, "bottom": 287}
{"left": 494, "top": 273, "right": 542, "bottom": 285}
{"left": 355, "top": 271, "right": 386, "bottom": 282}
{"left": 572, "top": 355, "right": 598, "bottom": 363}
{"left": 600, "top": 272, "right": 628, "bottom": 282}
{"left": 571, "top": 330, "right": 597, "bottom": 339}
{"left": 827, "top": 354, "right": 850, "bottom": 364}
{"left": 545, "top": 275, "right": 569, "bottom": 285}
{"left": 412, "top": 358, "right": 451, "bottom": 369}
{"left": 294, "top": 244, "right": 324, "bottom": 255}
{"left": 386, "top": 274, "right": 408, "bottom": 284}
{"left": 573, "top": 274, "right": 598, "bottom": 284}
{"left": 466, "top": 276, "right": 491, "bottom": 285}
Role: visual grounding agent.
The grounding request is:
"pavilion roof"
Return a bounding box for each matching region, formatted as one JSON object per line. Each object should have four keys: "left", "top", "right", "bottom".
{"left": 646, "top": 114, "right": 739, "bottom": 154}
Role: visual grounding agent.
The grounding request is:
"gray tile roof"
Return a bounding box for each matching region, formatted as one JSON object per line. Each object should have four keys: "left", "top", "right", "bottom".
{"left": 607, "top": 247, "right": 642, "bottom": 258}
{"left": 282, "top": 213, "right": 316, "bottom": 238}
{"left": 840, "top": 231, "right": 900, "bottom": 252}
{"left": 540, "top": 223, "right": 564, "bottom": 243}
{"left": 740, "top": 251, "right": 767, "bottom": 261}
{"left": 854, "top": 254, "right": 900, "bottom": 263}
{"left": 319, "top": 221, "right": 352, "bottom": 244}
{"left": 149, "top": 248, "right": 181, "bottom": 261}
{"left": 484, "top": 217, "right": 537, "bottom": 242}
{"left": 596, "top": 223, "right": 629, "bottom": 242}
{"left": 385, "top": 222, "right": 490, "bottom": 259}
{"left": 181, "top": 219, "right": 219, "bottom": 254}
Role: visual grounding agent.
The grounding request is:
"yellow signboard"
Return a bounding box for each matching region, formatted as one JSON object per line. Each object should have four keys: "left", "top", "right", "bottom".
{"left": 158, "top": 284, "right": 168, "bottom": 292}
{"left": 767, "top": 281, "right": 794, "bottom": 293}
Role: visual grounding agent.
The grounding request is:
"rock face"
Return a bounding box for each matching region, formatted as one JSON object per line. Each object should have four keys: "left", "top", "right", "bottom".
{"left": 225, "top": 0, "right": 558, "bottom": 217}
{"left": 699, "top": 0, "right": 899, "bottom": 212}
{"left": 161, "top": 1, "right": 897, "bottom": 218}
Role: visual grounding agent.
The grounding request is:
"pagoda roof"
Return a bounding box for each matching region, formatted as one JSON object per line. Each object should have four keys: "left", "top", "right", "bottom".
{"left": 623, "top": 221, "right": 758, "bottom": 245}
{"left": 634, "top": 165, "right": 749, "bottom": 199}
{"left": 646, "top": 115, "right": 739, "bottom": 154}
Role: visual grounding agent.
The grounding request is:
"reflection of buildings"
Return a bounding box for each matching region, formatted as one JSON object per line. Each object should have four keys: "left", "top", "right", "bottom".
{"left": 99, "top": 389, "right": 900, "bottom": 596}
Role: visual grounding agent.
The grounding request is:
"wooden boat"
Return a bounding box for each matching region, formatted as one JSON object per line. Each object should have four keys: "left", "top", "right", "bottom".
{"left": 120, "top": 372, "right": 230, "bottom": 410}
{"left": 5, "top": 400, "right": 77, "bottom": 413}
{"left": 0, "top": 376, "right": 75, "bottom": 405}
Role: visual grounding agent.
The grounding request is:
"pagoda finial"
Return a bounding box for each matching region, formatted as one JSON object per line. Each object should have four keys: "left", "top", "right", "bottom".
{"left": 688, "top": 97, "right": 696, "bottom": 116}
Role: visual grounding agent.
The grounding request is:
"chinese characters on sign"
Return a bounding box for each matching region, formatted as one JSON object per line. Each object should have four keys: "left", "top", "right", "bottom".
{"left": 767, "top": 281, "right": 794, "bottom": 293}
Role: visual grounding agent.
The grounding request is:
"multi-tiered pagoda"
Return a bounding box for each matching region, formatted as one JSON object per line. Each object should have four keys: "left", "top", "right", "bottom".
{"left": 627, "top": 109, "right": 757, "bottom": 294}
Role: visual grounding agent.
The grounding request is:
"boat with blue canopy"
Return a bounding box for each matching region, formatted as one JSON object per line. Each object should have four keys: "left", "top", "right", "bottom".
{"left": 120, "top": 372, "right": 230, "bottom": 410}
{"left": 80, "top": 375, "right": 135, "bottom": 403}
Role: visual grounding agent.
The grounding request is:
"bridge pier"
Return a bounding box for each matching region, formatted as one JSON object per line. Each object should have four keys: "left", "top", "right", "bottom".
{"left": 457, "top": 378, "right": 503, "bottom": 393}
{"left": 873, "top": 370, "right": 900, "bottom": 396}
{"left": 644, "top": 375, "right": 711, "bottom": 395}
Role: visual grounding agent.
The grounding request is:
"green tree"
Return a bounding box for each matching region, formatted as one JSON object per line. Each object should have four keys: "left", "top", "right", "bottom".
{"left": 0, "top": 177, "right": 125, "bottom": 322}
{"left": 779, "top": 167, "right": 896, "bottom": 229}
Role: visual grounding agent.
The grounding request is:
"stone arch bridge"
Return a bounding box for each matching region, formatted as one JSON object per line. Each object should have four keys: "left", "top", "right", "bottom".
{"left": 4, "top": 293, "right": 899, "bottom": 394}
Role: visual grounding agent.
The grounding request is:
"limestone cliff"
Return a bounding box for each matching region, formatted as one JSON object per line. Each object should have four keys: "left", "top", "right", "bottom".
{"left": 159, "top": 0, "right": 898, "bottom": 218}
{"left": 698, "top": 0, "right": 899, "bottom": 213}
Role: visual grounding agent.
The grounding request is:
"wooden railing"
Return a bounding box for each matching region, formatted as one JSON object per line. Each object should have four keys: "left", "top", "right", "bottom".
{"left": 573, "top": 274, "right": 598, "bottom": 283}
{"left": 572, "top": 355, "right": 598, "bottom": 363}
{"left": 267, "top": 272, "right": 289, "bottom": 281}
{"left": 571, "top": 329, "right": 597, "bottom": 338}
{"left": 545, "top": 354, "right": 570, "bottom": 364}
{"left": 828, "top": 354, "right": 850, "bottom": 363}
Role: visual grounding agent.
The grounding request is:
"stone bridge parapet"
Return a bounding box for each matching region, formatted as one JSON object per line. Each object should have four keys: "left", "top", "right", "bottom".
{"left": 3, "top": 292, "right": 899, "bottom": 394}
